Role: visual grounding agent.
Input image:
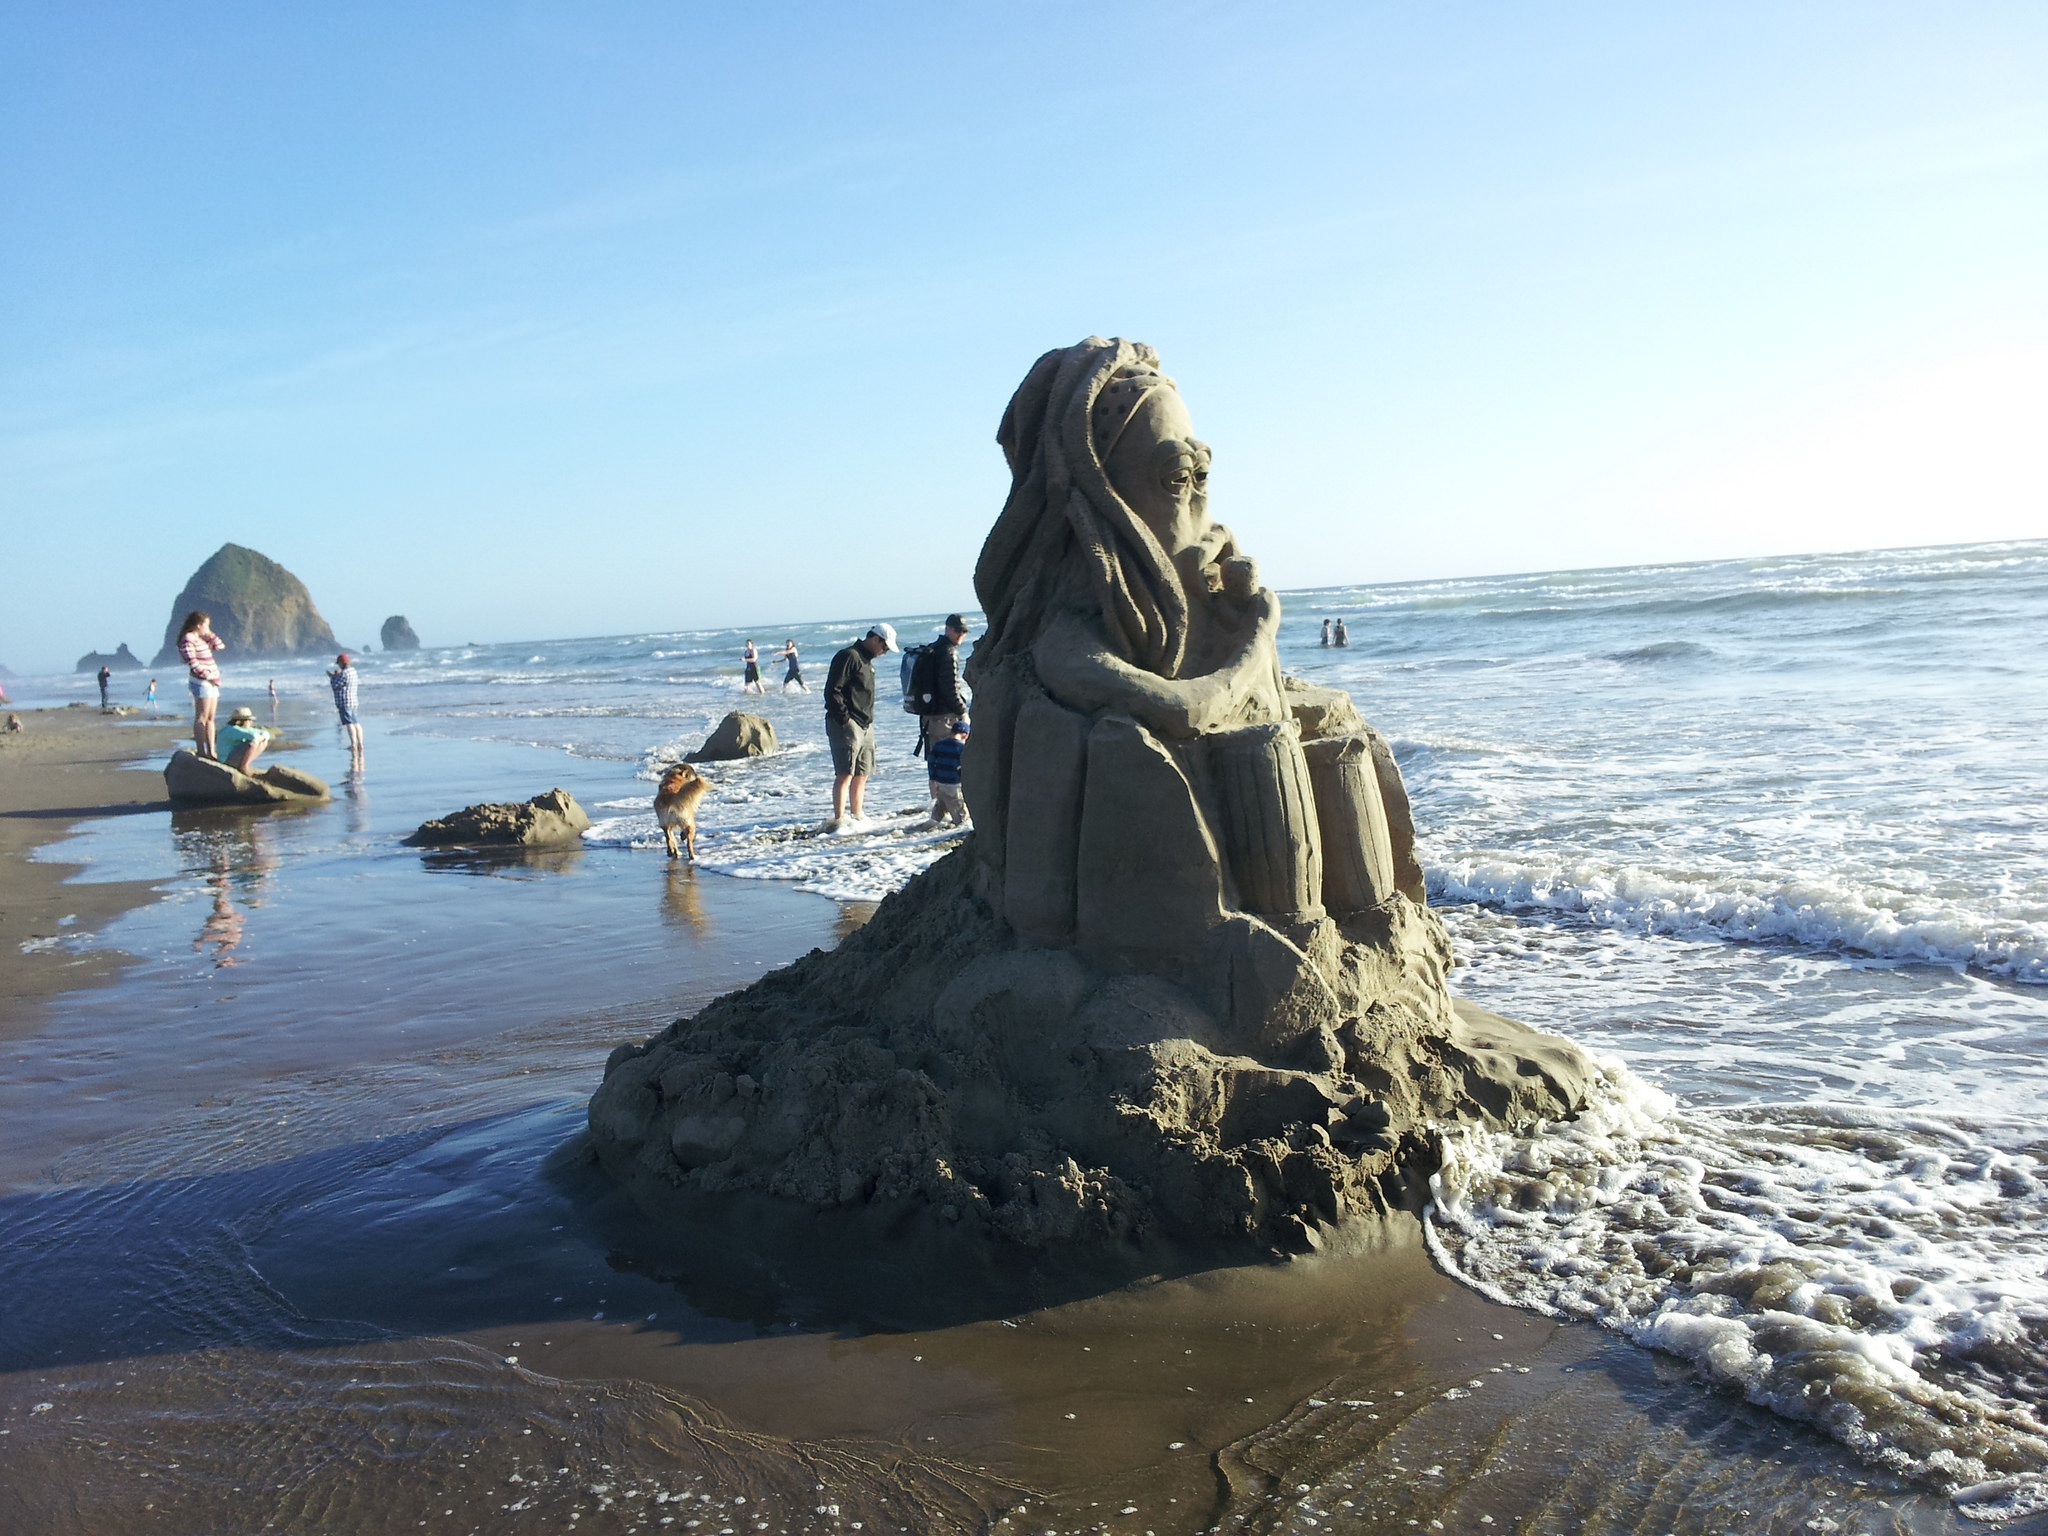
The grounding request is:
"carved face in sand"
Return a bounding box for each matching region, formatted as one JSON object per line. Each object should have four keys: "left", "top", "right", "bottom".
{"left": 1098, "top": 384, "right": 1213, "bottom": 559}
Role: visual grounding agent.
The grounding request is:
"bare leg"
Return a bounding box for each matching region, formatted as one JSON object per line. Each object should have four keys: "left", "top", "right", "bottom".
{"left": 847, "top": 773, "right": 868, "bottom": 821}
{"left": 347, "top": 721, "right": 365, "bottom": 761}
{"left": 194, "top": 696, "right": 218, "bottom": 758}
{"left": 237, "top": 739, "right": 268, "bottom": 774}
{"left": 832, "top": 773, "right": 852, "bottom": 821}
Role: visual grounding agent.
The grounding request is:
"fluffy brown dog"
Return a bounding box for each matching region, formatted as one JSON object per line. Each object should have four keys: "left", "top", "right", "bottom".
{"left": 654, "top": 764, "right": 710, "bottom": 860}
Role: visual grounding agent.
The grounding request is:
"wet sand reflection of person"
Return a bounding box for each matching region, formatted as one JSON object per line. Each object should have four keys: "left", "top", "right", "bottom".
{"left": 185, "top": 815, "right": 281, "bottom": 969}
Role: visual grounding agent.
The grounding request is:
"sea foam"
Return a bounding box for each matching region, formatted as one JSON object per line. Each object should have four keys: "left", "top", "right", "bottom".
{"left": 1425, "top": 1059, "right": 2048, "bottom": 1515}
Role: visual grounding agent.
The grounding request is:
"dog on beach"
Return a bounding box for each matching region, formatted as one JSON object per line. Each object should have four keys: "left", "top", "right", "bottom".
{"left": 653, "top": 764, "right": 710, "bottom": 860}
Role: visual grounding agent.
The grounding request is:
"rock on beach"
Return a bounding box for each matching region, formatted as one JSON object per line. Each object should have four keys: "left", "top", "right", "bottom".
{"left": 164, "top": 749, "right": 329, "bottom": 805}
{"left": 687, "top": 711, "right": 776, "bottom": 762}
{"left": 406, "top": 788, "right": 591, "bottom": 848}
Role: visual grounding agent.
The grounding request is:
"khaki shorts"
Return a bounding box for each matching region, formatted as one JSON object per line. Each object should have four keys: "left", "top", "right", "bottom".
{"left": 930, "top": 781, "right": 966, "bottom": 823}
{"left": 828, "top": 717, "right": 875, "bottom": 777}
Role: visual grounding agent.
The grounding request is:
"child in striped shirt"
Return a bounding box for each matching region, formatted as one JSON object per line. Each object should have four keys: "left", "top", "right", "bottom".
{"left": 924, "top": 717, "right": 969, "bottom": 829}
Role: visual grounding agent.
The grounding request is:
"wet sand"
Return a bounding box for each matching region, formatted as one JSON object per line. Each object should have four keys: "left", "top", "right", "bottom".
{"left": 0, "top": 716, "right": 2003, "bottom": 1535}
{"left": 0, "top": 706, "right": 185, "bottom": 1035}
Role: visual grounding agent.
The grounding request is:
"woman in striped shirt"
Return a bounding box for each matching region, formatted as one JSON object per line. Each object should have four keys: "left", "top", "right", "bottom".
{"left": 177, "top": 610, "right": 226, "bottom": 759}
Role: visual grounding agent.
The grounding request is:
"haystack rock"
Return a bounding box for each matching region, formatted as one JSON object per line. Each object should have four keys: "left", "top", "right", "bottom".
{"left": 381, "top": 616, "right": 420, "bottom": 651}
{"left": 406, "top": 788, "right": 591, "bottom": 849}
{"left": 164, "top": 750, "right": 329, "bottom": 805}
{"left": 587, "top": 337, "right": 1592, "bottom": 1302}
{"left": 76, "top": 643, "right": 145, "bottom": 673}
{"left": 152, "top": 544, "right": 340, "bottom": 665}
{"left": 687, "top": 711, "right": 777, "bottom": 762}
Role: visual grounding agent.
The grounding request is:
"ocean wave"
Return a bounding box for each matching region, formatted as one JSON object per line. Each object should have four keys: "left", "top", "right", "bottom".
{"left": 1431, "top": 856, "right": 2048, "bottom": 984}
{"left": 1607, "top": 639, "right": 1713, "bottom": 663}
{"left": 581, "top": 806, "right": 963, "bottom": 902}
{"left": 1425, "top": 1061, "right": 2048, "bottom": 1516}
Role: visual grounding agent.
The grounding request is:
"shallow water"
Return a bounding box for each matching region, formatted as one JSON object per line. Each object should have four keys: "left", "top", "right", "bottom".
{"left": 5, "top": 540, "right": 2046, "bottom": 1531}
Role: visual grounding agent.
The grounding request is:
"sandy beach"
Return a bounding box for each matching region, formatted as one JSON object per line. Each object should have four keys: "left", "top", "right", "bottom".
{"left": 0, "top": 698, "right": 1998, "bottom": 1534}
{"left": 0, "top": 706, "right": 186, "bottom": 1035}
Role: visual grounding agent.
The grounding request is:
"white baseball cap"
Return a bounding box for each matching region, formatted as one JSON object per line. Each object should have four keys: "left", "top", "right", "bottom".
{"left": 867, "top": 622, "right": 899, "bottom": 652}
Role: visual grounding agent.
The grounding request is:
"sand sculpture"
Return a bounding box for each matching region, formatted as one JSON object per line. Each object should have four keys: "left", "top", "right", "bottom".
{"left": 588, "top": 338, "right": 1589, "bottom": 1287}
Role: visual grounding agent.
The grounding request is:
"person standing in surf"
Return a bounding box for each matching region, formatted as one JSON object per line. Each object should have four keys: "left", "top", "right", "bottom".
{"left": 328, "top": 652, "right": 364, "bottom": 767}
{"left": 823, "top": 623, "right": 897, "bottom": 830}
{"left": 780, "top": 639, "right": 808, "bottom": 692}
{"left": 741, "top": 640, "right": 764, "bottom": 695}
{"left": 177, "top": 610, "right": 226, "bottom": 758}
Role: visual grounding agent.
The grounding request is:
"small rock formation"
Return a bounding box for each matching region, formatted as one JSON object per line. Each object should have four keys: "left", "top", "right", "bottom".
{"left": 406, "top": 788, "right": 591, "bottom": 849}
{"left": 151, "top": 544, "right": 341, "bottom": 665}
{"left": 75, "top": 644, "right": 144, "bottom": 673}
{"left": 380, "top": 616, "right": 421, "bottom": 652}
{"left": 687, "top": 711, "right": 777, "bottom": 762}
{"left": 588, "top": 338, "right": 1590, "bottom": 1286}
{"left": 164, "top": 750, "right": 330, "bottom": 805}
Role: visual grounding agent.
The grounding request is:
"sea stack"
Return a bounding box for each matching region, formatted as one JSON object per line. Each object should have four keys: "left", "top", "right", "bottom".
{"left": 152, "top": 544, "right": 340, "bottom": 665}
{"left": 380, "top": 615, "right": 421, "bottom": 651}
{"left": 587, "top": 337, "right": 1592, "bottom": 1294}
{"left": 75, "top": 643, "right": 145, "bottom": 673}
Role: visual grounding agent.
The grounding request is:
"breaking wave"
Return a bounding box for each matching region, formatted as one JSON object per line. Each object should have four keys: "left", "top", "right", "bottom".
{"left": 1432, "top": 857, "right": 2048, "bottom": 985}
{"left": 1425, "top": 1060, "right": 2048, "bottom": 1522}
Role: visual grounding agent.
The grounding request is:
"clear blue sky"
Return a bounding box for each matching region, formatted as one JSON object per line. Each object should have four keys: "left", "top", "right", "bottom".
{"left": 4, "top": 2, "right": 2043, "bottom": 671}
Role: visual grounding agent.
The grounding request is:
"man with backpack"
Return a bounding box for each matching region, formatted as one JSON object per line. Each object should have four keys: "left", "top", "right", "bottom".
{"left": 903, "top": 614, "right": 972, "bottom": 755}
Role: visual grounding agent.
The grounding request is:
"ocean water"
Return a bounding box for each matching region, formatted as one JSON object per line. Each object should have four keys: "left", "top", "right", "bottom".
{"left": 9, "top": 536, "right": 2047, "bottom": 1529}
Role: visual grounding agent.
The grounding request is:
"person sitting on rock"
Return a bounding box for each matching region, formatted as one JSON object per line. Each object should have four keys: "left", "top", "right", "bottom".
{"left": 215, "top": 706, "right": 271, "bottom": 773}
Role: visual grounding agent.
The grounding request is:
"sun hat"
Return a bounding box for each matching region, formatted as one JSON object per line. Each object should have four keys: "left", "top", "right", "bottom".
{"left": 867, "top": 623, "right": 899, "bottom": 652}
{"left": 229, "top": 706, "right": 256, "bottom": 723}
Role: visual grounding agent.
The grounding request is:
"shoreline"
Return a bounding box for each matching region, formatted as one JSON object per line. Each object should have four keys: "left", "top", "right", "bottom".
{"left": 0, "top": 706, "right": 186, "bottom": 1038}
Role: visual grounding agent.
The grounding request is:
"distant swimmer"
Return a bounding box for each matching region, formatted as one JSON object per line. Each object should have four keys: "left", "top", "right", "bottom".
{"left": 780, "top": 639, "right": 808, "bottom": 692}
{"left": 1320, "top": 618, "right": 1331, "bottom": 647}
{"left": 1333, "top": 617, "right": 1350, "bottom": 647}
{"left": 741, "top": 640, "right": 764, "bottom": 695}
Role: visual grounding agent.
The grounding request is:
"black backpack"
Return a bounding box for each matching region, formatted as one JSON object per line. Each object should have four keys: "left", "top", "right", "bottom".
{"left": 902, "top": 643, "right": 942, "bottom": 715}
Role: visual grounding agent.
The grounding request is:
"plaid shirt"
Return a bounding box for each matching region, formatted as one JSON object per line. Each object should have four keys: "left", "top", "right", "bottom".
{"left": 329, "top": 665, "right": 359, "bottom": 714}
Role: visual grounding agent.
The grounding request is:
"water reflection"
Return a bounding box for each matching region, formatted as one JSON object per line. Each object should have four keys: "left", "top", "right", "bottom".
{"left": 170, "top": 811, "right": 283, "bottom": 970}
{"left": 661, "top": 862, "right": 710, "bottom": 937}
{"left": 342, "top": 768, "right": 371, "bottom": 836}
